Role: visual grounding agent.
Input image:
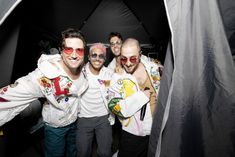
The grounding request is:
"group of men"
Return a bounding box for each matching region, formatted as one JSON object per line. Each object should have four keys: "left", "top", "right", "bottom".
{"left": 0, "top": 28, "right": 163, "bottom": 157}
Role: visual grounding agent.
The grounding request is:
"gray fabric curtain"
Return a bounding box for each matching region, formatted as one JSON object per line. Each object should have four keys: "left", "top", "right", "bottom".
{"left": 148, "top": 0, "right": 235, "bottom": 157}
{"left": 0, "top": 0, "right": 21, "bottom": 25}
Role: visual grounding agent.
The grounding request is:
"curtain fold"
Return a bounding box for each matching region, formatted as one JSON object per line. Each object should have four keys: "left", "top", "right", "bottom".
{"left": 0, "top": 0, "right": 21, "bottom": 25}
{"left": 149, "top": 0, "right": 235, "bottom": 156}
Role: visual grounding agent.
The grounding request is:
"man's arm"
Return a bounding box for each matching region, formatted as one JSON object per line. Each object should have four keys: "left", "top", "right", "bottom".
{"left": 0, "top": 70, "right": 43, "bottom": 126}
{"left": 107, "top": 75, "right": 149, "bottom": 118}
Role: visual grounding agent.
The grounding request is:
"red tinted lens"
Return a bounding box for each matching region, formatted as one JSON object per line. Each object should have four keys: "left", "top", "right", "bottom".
{"left": 75, "top": 48, "right": 84, "bottom": 56}
{"left": 120, "top": 57, "right": 128, "bottom": 64}
{"left": 63, "top": 47, "right": 73, "bottom": 54}
{"left": 129, "top": 56, "right": 137, "bottom": 63}
{"left": 120, "top": 56, "right": 137, "bottom": 64}
{"left": 63, "top": 47, "right": 84, "bottom": 56}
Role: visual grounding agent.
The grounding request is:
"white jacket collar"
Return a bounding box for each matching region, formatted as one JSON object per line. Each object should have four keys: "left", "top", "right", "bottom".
{"left": 37, "top": 54, "right": 62, "bottom": 79}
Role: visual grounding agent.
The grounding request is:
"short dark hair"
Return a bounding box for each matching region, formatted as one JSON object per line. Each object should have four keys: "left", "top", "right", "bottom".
{"left": 108, "top": 32, "right": 123, "bottom": 42}
{"left": 60, "top": 28, "right": 86, "bottom": 49}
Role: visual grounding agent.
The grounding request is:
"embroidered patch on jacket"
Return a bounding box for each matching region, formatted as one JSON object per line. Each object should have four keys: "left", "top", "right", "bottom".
{"left": 150, "top": 67, "right": 161, "bottom": 90}
{"left": 38, "top": 77, "right": 52, "bottom": 95}
{"left": 98, "top": 79, "right": 110, "bottom": 87}
{"left": 0, "top": 86, "right": 8, "bottom": 95}
{"left": 122, "top": 79, "right": 137, "bottom": 98}
{"left": 53, "top": 77, "right": 71, "bottom": 96}
{"left": 108, "top": 98, "right": 124, "bottom": 117}
{"left": 0, "top": 97, "right": 10, "bottom": 102}
{"left": 0, "top": 82, "right": 19, "bottom": 95}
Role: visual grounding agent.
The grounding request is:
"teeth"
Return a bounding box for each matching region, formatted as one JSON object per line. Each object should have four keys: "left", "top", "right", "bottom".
{"left": 70, "top": 60, "right": 79, "bottom": 64}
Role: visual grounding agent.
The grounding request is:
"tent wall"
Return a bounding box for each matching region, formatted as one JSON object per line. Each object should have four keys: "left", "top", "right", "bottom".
{"left": 0, "top": 7, "right": 21, "bottom": 87}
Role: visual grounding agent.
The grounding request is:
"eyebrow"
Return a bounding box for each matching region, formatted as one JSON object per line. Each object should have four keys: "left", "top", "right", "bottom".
{"left": 110, "top": 41, "right": 121, "bottom": 43}
{"left": 121, "top": 55, "right": 138, "bottom": 58}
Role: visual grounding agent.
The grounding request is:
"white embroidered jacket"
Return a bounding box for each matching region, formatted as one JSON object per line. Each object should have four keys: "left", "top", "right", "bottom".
{"left": 0, "top": 54, "right": 88, "bottom": 127}
{"left": 108, "top": 55, "right": 162, "bottom": 136}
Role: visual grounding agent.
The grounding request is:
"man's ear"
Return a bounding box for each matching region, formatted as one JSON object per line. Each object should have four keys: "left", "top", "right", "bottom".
{"left": 58, "top": 47, "right": 62, "bottom": 54}
{"left": 139, "top": 52, "right": 142, "bottom": 62}
{"left": 88, "top": 54, "right": 90, "bottom": 62}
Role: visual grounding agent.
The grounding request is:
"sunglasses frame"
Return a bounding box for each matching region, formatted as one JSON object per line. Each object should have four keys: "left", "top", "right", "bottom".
{"left": 90, "top": 53, "right": 106, "bottom": 60}
{"left": 63, "top": 47, "right": 84, "bottom": 56}
{"left": 110, "top": 41, "right": 122, "bottom": 47}
{"left": 120, "top": 56, "right": 139, "bottom": 64}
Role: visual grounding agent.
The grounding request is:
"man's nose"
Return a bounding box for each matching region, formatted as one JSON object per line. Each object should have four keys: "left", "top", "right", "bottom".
{"left": 71, "top": 50, "right": 77, "bottom": 57}
{"left": 126, "top": 59, "right": 132, "bottom": 66}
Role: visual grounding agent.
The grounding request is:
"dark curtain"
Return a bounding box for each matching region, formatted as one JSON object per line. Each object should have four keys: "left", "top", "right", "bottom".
{"left": 149, "top": 0, "right": 235, "bottom": 157}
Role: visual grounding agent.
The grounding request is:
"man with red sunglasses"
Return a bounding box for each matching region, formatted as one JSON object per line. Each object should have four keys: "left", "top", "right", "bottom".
{"left": 76, "top": 43, "right": 114, "bottom": 157}
{"left": 0, "top": 28, "right": 88, "bottom": 157}
{"left": 108, "top": 38, "right": 163, "bottom": 157}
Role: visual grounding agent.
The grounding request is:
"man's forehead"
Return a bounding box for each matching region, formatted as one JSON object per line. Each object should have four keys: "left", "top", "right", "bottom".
{"left": 110, "top": 36, "right": 121, "bottom": 42}
{"left": 90, "top": 48, "right": 106, "bottom": 54}
{"left": 65, "top": 38, "right": 83, "bottom": 45}
{"left": 121, "top": 45, "right": 139, "bottom": 57}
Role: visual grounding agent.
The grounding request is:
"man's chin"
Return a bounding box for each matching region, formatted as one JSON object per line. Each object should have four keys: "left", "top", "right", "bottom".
{"left": 114, "top": 53, "right": 120, "bottom": 57}
{"left": 69, "top": 62, "right": 82, "bottom": 69}
{"left": 124, "top": 68, "right": 134, "bottom": 74}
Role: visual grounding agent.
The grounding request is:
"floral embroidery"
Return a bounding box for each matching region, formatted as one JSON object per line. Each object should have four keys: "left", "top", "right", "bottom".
{"left": 0, "top": 86, "right": 8, "bottom": 95}
{"left": 150, "top": 67, "right": 161, "bottom": 90}
{"left": 39, "top": 77, "right": 52, "bottom": 95}
{"left": 39, "top": 76, "right": 74, "bottom": 104}
{"left": 2, "top": 87, "right": 8, "bottom": 92}
{"left": 0, "top": 82, "right": 19, "bottom": 95}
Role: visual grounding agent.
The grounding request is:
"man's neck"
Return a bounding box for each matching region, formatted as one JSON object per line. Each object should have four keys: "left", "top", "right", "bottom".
{"left": 115, "top": 56, "right": 121, "bottom": 66}
{"left": 132, "top": 63, "right": 148, "bottom": 85}
{"left": 60, "top": 60, "right": 81, "bottom": 80}
{"left": 89, "top": 64, "right": 101, "bottom": 75}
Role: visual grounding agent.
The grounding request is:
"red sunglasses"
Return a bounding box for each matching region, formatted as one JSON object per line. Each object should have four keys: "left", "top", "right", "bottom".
{"left": 63, "top": 47, "right": 84, "bottom": 56}
{"left": 120, "top": 56, "right": 138, "bottom": 64}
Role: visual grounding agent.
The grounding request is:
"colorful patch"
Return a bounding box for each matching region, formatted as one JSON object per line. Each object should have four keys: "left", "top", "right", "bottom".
{"left": 98, "top": 79, "right": 110, "bottom": 87}
{"left": 113, "top": 103, "right": 121, "bottom": 112}
{"left": 38, "top": 77, "right": 52, "bottom": 95}
{"left": 108, "top": 98, "right": 124, "bottom": 117}
{"left": 149, "top": 67, "right": 161, "bottom": 90}
{"left": 0, "top": 97, "right": 10, "bottom": 102}
{"left": 65, "top": 97, "right": 69, "bottom": 102}
{"left": 151, "top": 75, "right": 160, "bottom": 81}
{"left": 39, "top": 77, "right": 51, "bottom": 88}
{"left": 0, "top": 86, "right": 8, "bottom": 95}
{"left": 117, "top": 79, "right": 123, "bottom": 85}
{"left": 53, "top": 77, "right": 70, "bottom": 96}
{"left": 122, "top": 79, "right": 137, "bottom": 98}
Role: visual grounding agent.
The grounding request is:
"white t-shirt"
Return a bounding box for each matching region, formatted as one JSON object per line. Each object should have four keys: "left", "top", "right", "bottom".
{"left": 79, "top": 67, "right": 109, "bottom": 118}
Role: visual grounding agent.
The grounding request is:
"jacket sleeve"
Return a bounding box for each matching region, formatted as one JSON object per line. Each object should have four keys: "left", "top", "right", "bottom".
{"left": 108, "top": 75, "right": 149, "bottom": 118}
{"left": 0, "top": 69, "right": 44, "bottom": 126}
